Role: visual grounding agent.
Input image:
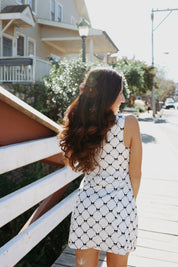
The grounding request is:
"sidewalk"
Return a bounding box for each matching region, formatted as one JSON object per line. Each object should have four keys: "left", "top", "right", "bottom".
{"left": 128, "top": 112, "right": 178, "bottom": 266}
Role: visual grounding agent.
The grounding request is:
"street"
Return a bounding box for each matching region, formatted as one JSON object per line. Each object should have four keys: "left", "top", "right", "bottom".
{"left": 127, "top": 110, "right": 178, "bottom": 266}
{"left": 138, "top": 108, "right": 178, "bottom": 155}
{"left": 157, "top": 108, "right": 178, "bottom": 154}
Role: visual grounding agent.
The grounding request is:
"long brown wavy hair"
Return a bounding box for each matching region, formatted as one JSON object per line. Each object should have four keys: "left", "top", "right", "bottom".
{"left": 59, "top": 68, "right": 123, "bottom": 173}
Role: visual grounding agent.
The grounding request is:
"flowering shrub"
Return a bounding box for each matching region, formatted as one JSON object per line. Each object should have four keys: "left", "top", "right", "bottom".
{"left": 44, "top": 57, "right": 92, "bottom": 122}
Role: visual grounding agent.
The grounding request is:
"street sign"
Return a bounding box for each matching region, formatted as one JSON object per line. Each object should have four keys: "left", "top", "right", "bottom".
{"left": 155, "top": 94, "right": 159, "bottom": 99}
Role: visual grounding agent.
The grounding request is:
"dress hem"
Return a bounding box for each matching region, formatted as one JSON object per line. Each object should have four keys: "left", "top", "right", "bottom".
{"left": 68, "top": 243, "right": 136, "bottom": 255}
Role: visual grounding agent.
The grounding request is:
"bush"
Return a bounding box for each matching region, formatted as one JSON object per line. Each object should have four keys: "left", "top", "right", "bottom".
{"left": 44, "top": 57, "right": 92, "bottom": 122}
{"left": 134, "top": 99, "right": 146, "bottom": 112}
{"left": 8, "top": 83, "right": 50, "bottom": 117}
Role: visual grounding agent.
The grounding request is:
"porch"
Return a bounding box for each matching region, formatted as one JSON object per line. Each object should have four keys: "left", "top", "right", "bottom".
{"left": 0, "top": 56, "right": 52, "bottom": 83}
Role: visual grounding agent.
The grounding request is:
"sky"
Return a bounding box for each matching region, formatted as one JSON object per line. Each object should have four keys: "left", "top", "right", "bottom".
{"left": 85, "top": 0, "right": 178, "bottom": 82}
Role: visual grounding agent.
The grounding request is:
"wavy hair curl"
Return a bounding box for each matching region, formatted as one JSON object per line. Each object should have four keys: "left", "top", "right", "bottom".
{"left": 59, "top": 68, "right": 123, "bottom": 173}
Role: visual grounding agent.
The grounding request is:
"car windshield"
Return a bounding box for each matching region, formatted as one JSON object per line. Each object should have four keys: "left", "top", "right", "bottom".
{"left": 166, "top": 98, "right": 174, "bottom": 103}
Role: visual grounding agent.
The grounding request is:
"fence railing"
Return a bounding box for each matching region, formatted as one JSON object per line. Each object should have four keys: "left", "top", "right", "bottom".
{"left": 0, "top": 56, "right": 52, "bottom": 83}
{"left": 0, "top": 64, "right": 33, "bottom": 83}
{"left": 0, "top": 127, "right": 81, "bottom": 266}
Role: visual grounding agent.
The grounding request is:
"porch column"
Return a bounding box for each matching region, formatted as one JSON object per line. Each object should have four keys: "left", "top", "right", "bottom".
{"left": 104, "top": 53, "right": 108, "bottom": 63}
{"left": 89, "top": 39, "right": 93, "bottom": 62}
{"left": 33, "top": 57, "right": 36, "bottom": 83}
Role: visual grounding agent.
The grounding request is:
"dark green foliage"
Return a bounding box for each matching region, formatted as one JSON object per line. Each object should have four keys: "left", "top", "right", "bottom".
{"left": 44, "top": 57, "right": 92, "bottom": 122}
{"left": 114, "top": 57, "right": 154, "bottom": 96}
{"left": 142, "top": 64, "right": 154, "bottom": 92}
{"left": 8, "top": 83, "right": 50, "bottom": 116}
{"left": 0, "top": 162, "right": 51, "bottom": 198}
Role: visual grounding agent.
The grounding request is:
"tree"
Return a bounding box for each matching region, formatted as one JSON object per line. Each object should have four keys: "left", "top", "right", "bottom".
{"left": 114, "top": 57, "right": 154, "bottom": 98}
{"left": 155, "top": 69, "right": 175, "bottom": 101}
{"left": 142, "top": 64, "right": 154, "bottom": 93}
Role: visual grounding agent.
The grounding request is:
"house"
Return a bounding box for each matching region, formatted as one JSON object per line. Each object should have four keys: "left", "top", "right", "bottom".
{"left": 0, "top": 0, "right": 119, "bottom": 83}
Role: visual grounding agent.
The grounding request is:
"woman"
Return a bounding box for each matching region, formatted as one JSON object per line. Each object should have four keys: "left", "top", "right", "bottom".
{"left": 59, "top": 68, "right": 142, "bottom": 267}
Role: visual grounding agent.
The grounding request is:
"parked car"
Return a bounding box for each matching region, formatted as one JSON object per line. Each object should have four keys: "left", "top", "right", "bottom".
{"left": 164, "top": 98, "right": 175, "bottom": 109}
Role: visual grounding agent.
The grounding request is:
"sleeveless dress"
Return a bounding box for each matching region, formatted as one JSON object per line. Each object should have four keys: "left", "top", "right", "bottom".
{"left": 68, "top": 114, "right": 138, "bottom": 255}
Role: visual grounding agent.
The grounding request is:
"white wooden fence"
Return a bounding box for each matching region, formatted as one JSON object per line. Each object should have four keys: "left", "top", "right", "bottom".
{"left": 0, "top": 56, "right": 52, "bottom": 83}
{"left": 0, "top": 136, "right": 81, "bottom": 266}
{"left": 0, "top": 64, "right": 33, "bottom": 83}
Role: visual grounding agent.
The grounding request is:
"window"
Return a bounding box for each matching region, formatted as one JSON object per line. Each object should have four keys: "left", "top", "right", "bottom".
{"left": 29, "top": 0, "right": 35, "bottom": 12}
{"left": 51, "top": 0, "right": 55, "bottom": 21}
{"left": 3, "top": 37, "right": 13, "bottom": 56}
{"left": 57, "top": 4, "right": 62, "bottom": 22}
{"left": 17, "top": 36, "right": 25, "bottom": 56}
{"left": 27, "top": 39, "right": 35, "bottom": 56}
{"left": 18, "top": 0, "right": 25, "bottom": 4}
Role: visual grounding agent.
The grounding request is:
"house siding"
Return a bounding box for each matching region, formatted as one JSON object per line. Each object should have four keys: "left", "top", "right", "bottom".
{"left": 60, "top": 0, "right": 78, "bottom": 25}
{"left": 36, "top": 0, "right": 51, "bottom": 20}
{"left": 1, "top": 0, "right": 80, "bottom": 59}
{"left": 1, "top": 0, "right": 79, "bottom": 25}
{"left": 23, "top": 24, "right": 49, "bottom": 59}
{"left": 36, "top": 0, "right": 78, "bottom": 25}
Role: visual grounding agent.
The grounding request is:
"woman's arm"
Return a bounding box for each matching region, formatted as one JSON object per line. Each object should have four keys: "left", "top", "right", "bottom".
{"left": 125, "top": 115, "right": 142, "bottom": 199}
{"left": 19, "top": 185, "right": 68, "bottom": 233}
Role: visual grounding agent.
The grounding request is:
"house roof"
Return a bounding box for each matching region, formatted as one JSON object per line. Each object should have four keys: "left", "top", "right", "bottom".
{"left": 103, "top": 31, "right": 119, "bottom": 52}
{"left": 0, "top": 5, "right": 35, "bottom": 29}
{"left": 1, "top": 5, "right": 28, "bottom": 13}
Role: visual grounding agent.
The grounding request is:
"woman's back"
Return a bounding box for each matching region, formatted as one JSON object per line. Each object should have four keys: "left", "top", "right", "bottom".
{"left": 60, "top": 68, "right": 142, "bottom": 266}
{"left": 85, "top": 114, "right": 130, "bottom": 183}
{"left": 68, "top": 114, "right": 138, "bottom": 255}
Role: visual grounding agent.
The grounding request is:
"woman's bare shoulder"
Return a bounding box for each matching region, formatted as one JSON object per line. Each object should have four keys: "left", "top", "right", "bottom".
{"left": 125, "top": 114, "right": 139, "bottom": 129}
{"left": 123, "top": 115, "right": 140, "bottom": 148}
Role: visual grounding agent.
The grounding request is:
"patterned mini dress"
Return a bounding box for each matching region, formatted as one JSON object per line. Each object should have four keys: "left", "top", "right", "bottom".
{"left": 68, "top": 114, "right": 138, "bottom": 255}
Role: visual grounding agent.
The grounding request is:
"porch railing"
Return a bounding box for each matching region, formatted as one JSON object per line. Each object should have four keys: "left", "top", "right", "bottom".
{"left": 35, "top": 57, "right": 52, "bottom": 82}
{"left": 0, "top": 136, "right": 81, "bottom": 266}
{"left": 0, "top": 56, "right": 52, "bottom": 83}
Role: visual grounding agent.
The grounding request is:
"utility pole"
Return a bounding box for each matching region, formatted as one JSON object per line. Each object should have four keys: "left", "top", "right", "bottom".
{"left": 151, "top": 8, "right": 178, "bottom": 117}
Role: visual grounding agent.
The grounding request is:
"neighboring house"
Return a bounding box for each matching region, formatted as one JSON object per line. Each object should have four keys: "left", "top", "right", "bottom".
{"left": 0, "top": 0, "right": 118, "bottom": 83}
